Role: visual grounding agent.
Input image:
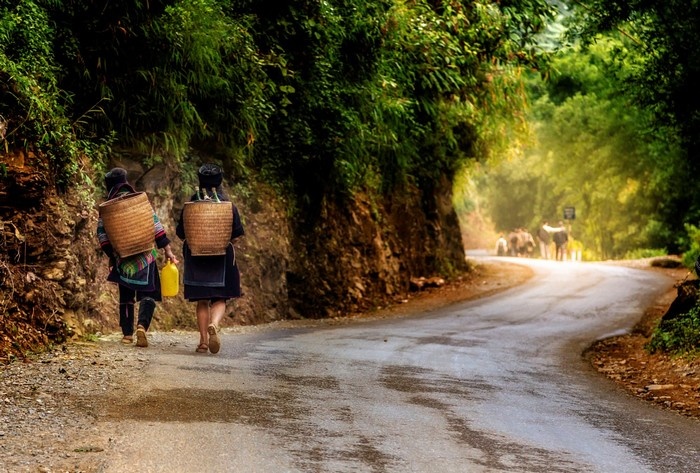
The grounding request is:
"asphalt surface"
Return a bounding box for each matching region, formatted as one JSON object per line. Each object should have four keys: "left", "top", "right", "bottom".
{"left": 94, "top": 257, "right": 700, "bottom": 472}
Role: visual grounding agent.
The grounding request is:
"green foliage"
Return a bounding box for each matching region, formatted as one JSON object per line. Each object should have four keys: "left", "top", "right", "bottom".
{"left": 0, "top": 1, "right": 100, "bottom": 186}
{"left": 1, "top": 0, "right": 558, "bottom": 231}
{"left": 647, "top": 305, "right": 700, "bottom": 356}
{"left": 473, "top": 37, "right": 684, "bottom": 260}
{"left": 45, "top": 0, "right": 272, "bottom": 166}
{"left": 81, "top": 333, "right": 100, "bottom": 343}
{"left": 566, "top": 0, "right": 700, "bottom": 252}
{"left": 232, "top": 0, "right": 379, "bottom": 207}
{"left": 375, "top": 0, "right": 555, "bottom": 191}
{"left": 680, "top": 224, "right": 700, "bottom": 270}
{"left": 474, "top": 154, "right": 544, "bottom": 233}
{"left": 243, "top": 0, "right": 557, "bottom": 216}
{"left": 152, "top": 0, "right": 271, "bottom": 156}
{"left": 622, "top": 248, "right": 666, "bottom": 260}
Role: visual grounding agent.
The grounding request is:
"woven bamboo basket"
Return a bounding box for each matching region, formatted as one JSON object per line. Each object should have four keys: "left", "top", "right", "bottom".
{"left": 98, "top": 192, "right": 155, "bottom": 258}
{"left": 183, "top": 200, "right": 233, "bottom": 256}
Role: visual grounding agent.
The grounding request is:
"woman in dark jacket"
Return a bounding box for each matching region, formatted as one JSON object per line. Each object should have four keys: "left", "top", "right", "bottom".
{"left": 97, "top": 167, "right": 179, "bottom": 347}
{"left": 176, "top": 164, "right": 244, "bottom": 354}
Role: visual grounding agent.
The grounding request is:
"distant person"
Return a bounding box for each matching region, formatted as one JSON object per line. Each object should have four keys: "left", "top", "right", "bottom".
{"left": 176, "top": 164, "right": 245, "bottom": 354}
{"left": 538, "top": 220, "right": 552, "bottom": 259}
{"left": 520, "top": 229, "right": 535, "bottom": 257}
{"left": 495, "top": 234, "right": 508, "bottom": 256}
{"left": 508, "top": 229, "right": 521, "bottom": 256}
{"left": 553, "top": 222, "right": 569, "bottom": 261}
{"left": 97, "top": 167, "right": 179, "bottom": 347}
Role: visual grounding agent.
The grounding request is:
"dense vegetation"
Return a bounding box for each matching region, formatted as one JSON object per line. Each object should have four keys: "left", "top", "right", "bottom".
{"left": 0, "top": 0, "right": 555, "bottom": 211}
{"left": 469, "top": 0, "right": 700, "bottom": 262}
{"left": 648, "top": 305, "right": 700, "bottom": 356}
{"left": 462, "top": 0, "right": 700, "bottom": 354}
{"left": 473, "top": 38, "right": 683, "bottom": 260}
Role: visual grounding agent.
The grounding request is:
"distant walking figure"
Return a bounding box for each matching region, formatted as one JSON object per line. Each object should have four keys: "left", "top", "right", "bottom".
{"left": 538, "top": 221, "right": 551, "bottom": 260}
{"left": 553, "top": 222, "right": 569, "bottom": 261}
{"left": 496, "top": 234, "right": 508, "bottom": 256}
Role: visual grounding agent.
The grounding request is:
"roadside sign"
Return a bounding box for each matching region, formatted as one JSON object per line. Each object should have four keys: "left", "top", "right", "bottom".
{"left": 563, "top": 206, "right": 576, "bottom": 220}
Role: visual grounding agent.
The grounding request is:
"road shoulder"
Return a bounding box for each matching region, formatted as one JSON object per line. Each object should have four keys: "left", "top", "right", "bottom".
{"left": 584, "top": 263, "right": 700, "bottom": 420}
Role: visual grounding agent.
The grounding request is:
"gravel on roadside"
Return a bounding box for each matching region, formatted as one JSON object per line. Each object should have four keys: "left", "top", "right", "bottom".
{"left": 0, "top": 336, "right": 150, "bottom": 473}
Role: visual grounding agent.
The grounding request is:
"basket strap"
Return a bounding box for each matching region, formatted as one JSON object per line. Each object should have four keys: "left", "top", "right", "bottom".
{"left": 196, "top": 188, "right": 221, "bottom": 202}
{"left": 196, "top": 189, "right": 211, "bottom": 201}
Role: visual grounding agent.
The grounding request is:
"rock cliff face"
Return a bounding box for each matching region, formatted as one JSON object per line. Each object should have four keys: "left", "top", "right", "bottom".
{"left": 0, "top": 154, "right": 467, "bottom": 359}
{"left": 1, "top": 151, "right": 103, "bottom": 360}
{"left": 286, "top": 181, "right": 469, "bottom": 318}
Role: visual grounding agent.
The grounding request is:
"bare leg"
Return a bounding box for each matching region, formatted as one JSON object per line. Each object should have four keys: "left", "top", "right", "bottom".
{"left": 210, "top": 300, "right": 227, "bottom": 328}
{"left": 196, "top": 300, "right": 210, "bottom": 346}
{"left": 207, "top": 300, "right": 227, "bottom": 354}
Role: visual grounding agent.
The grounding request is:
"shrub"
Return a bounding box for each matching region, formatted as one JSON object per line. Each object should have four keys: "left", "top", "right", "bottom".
{"left": 680, "top": 224, "right": 700, "bottom": 270}
{"left": 623, "top": 248, "right": 666, "bottom": 260}
{"left": 647, "top": 305, "right": 700, "bottom": 356}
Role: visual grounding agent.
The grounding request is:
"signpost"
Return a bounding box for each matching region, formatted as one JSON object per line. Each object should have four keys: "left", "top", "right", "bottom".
{"left": 562, "top": 206, "right": 578, "bottom": 261}
{"left": 563, "top": 206, "right": 575, "bottom": 220}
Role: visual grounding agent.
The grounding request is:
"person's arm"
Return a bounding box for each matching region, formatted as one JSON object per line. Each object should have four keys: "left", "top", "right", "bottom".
{"left": 153, "top": 213, "right": 179, "bottom": 264}
{"left": 546, "top": 224, "right": 568, "bottom": 233}
{"left": 162, "top": 243, "right": 179, "bottom": 264}
{"left": 231, "top": 205, "right": 245, "bottom": 241}
{"left": 175, "top": 208, "right": 186, "bottom": 240}
{"left": 96, "top": 217, "right": 115, "bottom": 263}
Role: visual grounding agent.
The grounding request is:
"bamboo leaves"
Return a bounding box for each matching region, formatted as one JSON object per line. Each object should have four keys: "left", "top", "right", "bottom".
{"left": 1, "top": 0, "right": 556, "bottom": 207}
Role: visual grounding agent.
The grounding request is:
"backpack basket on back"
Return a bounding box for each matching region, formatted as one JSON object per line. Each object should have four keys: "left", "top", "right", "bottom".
{"left": 183, "top": 200, "right": 233, "bottom": 256}
{"left": 98, "top": 192, "right": 155, "bottom": 258}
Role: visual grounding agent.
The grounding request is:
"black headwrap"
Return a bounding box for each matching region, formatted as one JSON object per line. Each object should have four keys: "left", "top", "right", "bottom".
{"left": 197, "top": 164, "right": 223, "bottom": 189}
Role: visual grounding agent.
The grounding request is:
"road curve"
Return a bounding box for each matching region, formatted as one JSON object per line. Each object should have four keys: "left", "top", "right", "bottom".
{"left": 96, "top": 258, "right": 700, "bottom": 472}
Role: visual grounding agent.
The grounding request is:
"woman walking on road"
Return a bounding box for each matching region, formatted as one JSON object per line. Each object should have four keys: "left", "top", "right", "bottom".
{"left": 97, "top": 167, "right": 179, "bottom": 347}
{"left": 176, "top": 164, "right": 245, "bottom": 354}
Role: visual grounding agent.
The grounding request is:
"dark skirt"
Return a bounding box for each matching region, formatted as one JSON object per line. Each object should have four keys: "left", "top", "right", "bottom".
{"left": 183, "top": 243, "right": 241, "bottom": 301}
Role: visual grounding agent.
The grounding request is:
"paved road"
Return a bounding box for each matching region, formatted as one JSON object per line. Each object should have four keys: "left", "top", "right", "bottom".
{"left": 97, "top": 258, "right": 700, "bottom": 472}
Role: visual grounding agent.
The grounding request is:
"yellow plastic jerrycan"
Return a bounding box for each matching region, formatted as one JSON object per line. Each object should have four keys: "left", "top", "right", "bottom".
{"left": 161, "top": 260, "right": 179, "bottom": 297}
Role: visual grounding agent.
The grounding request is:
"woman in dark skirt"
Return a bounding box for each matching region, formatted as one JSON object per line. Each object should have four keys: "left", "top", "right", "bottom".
{"left": 176, "top": 164, "right": 245, "bottom": 354}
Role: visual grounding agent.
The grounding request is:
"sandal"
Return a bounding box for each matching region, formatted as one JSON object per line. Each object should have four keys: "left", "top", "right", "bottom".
{"left": 207, "top": 324, "right": 221, "bottom": 354}
{"left": 135, "top": 325, "right": 148, "bottom": 348}
{"left": 121, "top": 335, "right": 133, "bottom": 344}
{"left": 195, "top": 343, "right": 208, "bottom": 353}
